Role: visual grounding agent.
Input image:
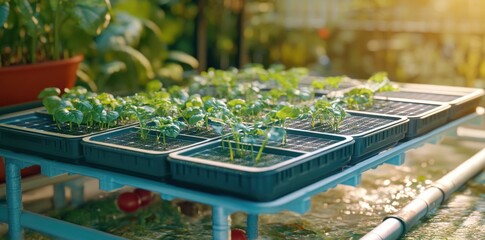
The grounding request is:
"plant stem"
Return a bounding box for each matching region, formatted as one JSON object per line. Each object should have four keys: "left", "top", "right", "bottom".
{"left": 53, "top": 0, "right": 62, "bottom": 60}
{"left": 221, "top": 135, "right": 225, "bottom": 150}
{"left": 282, "top": 121, "right": 287, "bottom": 144}
{"left": 250, "top": 144, "right": 255, "bottom": 162}
{"left": 235, "top": 134, "right": 242, "bottom": 158}
{"left": 255, "top": 135, "right": 269, "bottom": 162}
{"left": 228, "top": 140, "right": 234, "bottom": 161}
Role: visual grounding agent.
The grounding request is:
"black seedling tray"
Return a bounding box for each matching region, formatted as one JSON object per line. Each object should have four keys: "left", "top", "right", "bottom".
{"left": 287, "top": 111, "right": 408, "bottom": 164}
{"left": 376, "top": 84, "right": 484, "bottom": 121}
{"left": 0, "top": 110, "right": 127, "bottom": 162}
{"left": 148, "top": 119, "right": 227, "bottom": 140}
{"left": 82, "top": 126, "right": 213, "bottom": 180}
{"left": 300, "top": 76, "right": 361, "bottom": 96}
{"left": 168, "top": 132, "right": 353, "bottom": 201}
{"left": 356, "top": 98, "right": 450, "bottom": 139}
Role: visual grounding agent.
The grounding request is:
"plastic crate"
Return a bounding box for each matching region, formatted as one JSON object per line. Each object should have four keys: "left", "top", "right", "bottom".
{"left": 287, "top": 111, "right": 408, "bottom": 164}
{"left": 355, "top": 98, "right": 450, "bottom": 139}
{"left": 376, "top": 84, "right": 484, "bottom": 121}
{"left": 0, "top": 110, "right": 128, "bottom": 162}
{"left": 82, "top": 126, "right": 214, "bottom": 179}
{"left": 168, "top": 132, "right": 353, "bottom": 201}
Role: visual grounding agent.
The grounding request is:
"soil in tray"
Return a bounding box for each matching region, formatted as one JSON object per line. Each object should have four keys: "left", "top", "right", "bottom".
{"left": 3, "top": 113, "right": 116, "bottom": 136}
{"left": 287, "top": 114, "right": 396, "bottom": 135}
{"left": 190, "top": 146, "right": 294, "bottom": 168}
{"left": 180, "top": 127, "right": 221, "bottom": 139}
{"left": 362, "top": 100, "right": 438, "bottom": 116}
{"left": 376, "top": 91, "right": 459, "bottom": 102}
{"left": 98, "top": 131, "right": 198, "bottom": 152}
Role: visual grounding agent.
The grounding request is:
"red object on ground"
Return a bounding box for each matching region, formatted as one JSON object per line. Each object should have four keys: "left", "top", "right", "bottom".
{"left": 0, "top": 157, "right": 41, "bottom": 183}
{"left": 231, "top": 228, "right": 248, "bottom": 240}
{"left": 318, "top": 27, "right": 330, "bottom": 40}
{"left": 117, "top": 192, "right": 141, "bottom": 213}
{"left": 0, "top": 55, "right": 83, "bottom": 107}
{"left": 133, "top": 188, "right": 153, "bottom": 206}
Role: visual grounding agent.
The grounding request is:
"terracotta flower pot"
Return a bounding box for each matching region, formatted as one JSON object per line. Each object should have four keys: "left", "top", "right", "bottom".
{"left": 0, "top": 55, "right": 83, "bottom": 107}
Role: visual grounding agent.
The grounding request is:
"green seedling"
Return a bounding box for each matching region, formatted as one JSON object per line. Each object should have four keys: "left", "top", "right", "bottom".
{"left": 53, "top": 107, "right": 83, "bottom": 130}
{"left": 151, "top": 116, "right": 186, "bottom": 145}
{"left": 125, "top": 105, "right": 155, "bottom": 140}
{"left": 367, "top": 72, "right": 397, "bottom": 92}
{"left": 274, "top": 105, "right": 301, "bottom": 144}
{"left": 310, "top": 99, "right": 346, "bottom": 132}
{"left": 342, "top": 87, "right": 374, "bottom": 110}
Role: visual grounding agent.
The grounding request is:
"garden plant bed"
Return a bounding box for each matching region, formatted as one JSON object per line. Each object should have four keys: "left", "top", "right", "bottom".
{"left": 0, "top": 110, "right": 128, "bottom": 162}
{"left": 287, "top": 111, "right": 409, "bottom": 164}
{"left": 376, "top": 84, "right": 484, "bottom": 121}
{"left": 168, "top": 133, "right": 354, "bottom": 201}
{"left": 82, "top": 126, "right": 213, "bottom": 179}
{"left": 353, "top": 98, "right": 450, "bottom": 139}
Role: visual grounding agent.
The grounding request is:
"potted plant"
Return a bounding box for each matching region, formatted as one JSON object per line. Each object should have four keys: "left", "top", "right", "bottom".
{"left": 0, "top": 0, "right": 110, "bottom": 106}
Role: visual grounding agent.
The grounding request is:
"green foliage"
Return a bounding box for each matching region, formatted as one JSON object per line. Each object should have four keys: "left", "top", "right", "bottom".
{"left": 311, "top": 76, "right": 345, "bottom": 90}
{"left": 39, "top": 86, "right": 123, "bottom": 131}
{"left": 36, "top": 70, "right": 400, "bottom": 162}
{"left": 341, "top": 72, "right": 396, "bottom": 110}
{"left": 367, "top": 72, "right": 398, "bottom": 92}
{"left": 343, "top": 88, "right": 374, "bottom": 110}
{"left": 78, "top": 0, "right": 199, "bottom": 93}
{"left": 311, "top": 99, "right": 346, "bottom": 131}
{"left": 0, "top": 0, "right": 110, "bottom": 66}
{"left": 0, "top": 2, "right": 8, "bottom": 27}
{"left": 151, "top": 116, "right": 185, "bottom": 145}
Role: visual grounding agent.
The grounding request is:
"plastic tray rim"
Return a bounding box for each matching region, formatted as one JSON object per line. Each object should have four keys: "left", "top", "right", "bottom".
{"left": 82, "top": 126, "right": 212, "bottom": 155}
{"left": 168, "top": 135, "right": 354, "bottom": 173}
{"left": 371, "top": 97, "right": 451, "bottom": 118}
{"left": 288, "top": 111, "right": 409, "bottom": 138}
{"left": 0, "top": 111, "right": 134, "bottom": 139}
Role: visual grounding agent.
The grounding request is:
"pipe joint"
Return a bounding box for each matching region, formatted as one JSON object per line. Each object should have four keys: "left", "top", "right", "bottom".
{"left": 432, "top": 179, "right": 456, "bottom": 202}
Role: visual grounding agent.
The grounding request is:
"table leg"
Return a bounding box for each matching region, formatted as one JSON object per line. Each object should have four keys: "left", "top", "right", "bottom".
{"left": 53, "top": 183, "right": 66, "bottom": 209}
{"left": 212, "top": 206, "right": 230, "bottom": 240}
{"left": 69, "top": 182, "right": 85, "bottom": 207}
{"left": 247, "top": 214, "right": 259, "bottom": 240}
{"left": 5, "top": 158, "right": 23, "bottom": 240}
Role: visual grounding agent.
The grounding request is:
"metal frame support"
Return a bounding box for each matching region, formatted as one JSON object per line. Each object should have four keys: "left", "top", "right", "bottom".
{"left": 212, "top": 206, "right": 231, "bottom": 240}
{"left": 53, "top": 183, "right": 66, "bottom": 209}
{"left": 65, "top": 178, "right": 86, "bottom": 207}
{"left": 5, "top": 158, "right": 23, "bottom": 240}
{"left": 246, "top": 214, "right": 259, "bottom": 240}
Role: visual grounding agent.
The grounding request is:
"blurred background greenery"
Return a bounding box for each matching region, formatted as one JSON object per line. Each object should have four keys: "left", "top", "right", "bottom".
{"left": 3, "top": 0, "right": 484, "bottom": 92}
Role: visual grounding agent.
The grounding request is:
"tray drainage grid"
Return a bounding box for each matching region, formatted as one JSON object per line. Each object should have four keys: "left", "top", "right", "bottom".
{"left": 190, "top": 146, "right": 293, "bottom": 167}
{"left": 180, "top": 127, "right": 221, "bottom": 139}
{"left": 4, "top": 113, "right": 113, "bottom": 136}
{"left": 377, "top": 91, "right": 458, "bottom": 102}
{"left": 364, "top": 100, "right": 438, "bottom": 116}
{"left": 265, "top": 134, "right": 338, "bottom": 152}
{"left": 287, "top": 114, "right": 396, "bottom": 135}
{"left": 99, "top": 131, "right": 196, "bottom": 151}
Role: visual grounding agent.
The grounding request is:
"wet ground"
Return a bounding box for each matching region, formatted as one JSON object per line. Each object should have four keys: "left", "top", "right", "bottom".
{"left": 1, "top": 135, "right": 484, "bottom": 239}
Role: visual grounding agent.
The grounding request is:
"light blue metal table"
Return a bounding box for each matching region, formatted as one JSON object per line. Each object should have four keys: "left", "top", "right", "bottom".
{"left": 0, "top": 112, "right": 482, "bottom": 240}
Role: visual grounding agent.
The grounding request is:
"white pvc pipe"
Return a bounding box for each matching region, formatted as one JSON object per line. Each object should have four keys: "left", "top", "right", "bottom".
{"left": 361, "top": 148, "right": 485, "bottom": 240}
